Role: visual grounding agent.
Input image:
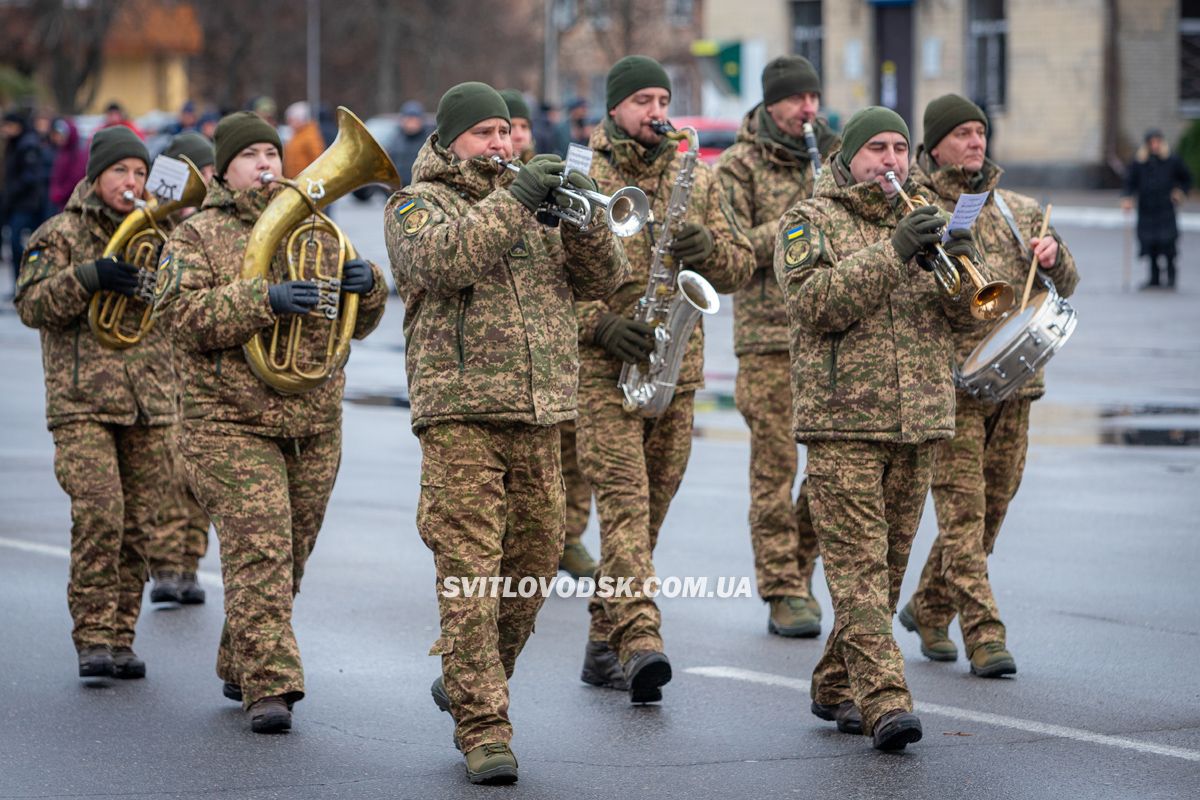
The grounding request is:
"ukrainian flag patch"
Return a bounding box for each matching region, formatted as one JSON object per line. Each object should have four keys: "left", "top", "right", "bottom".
{"left": 396, "top": 199, "right": 417, "bottom": 216}
{"left": 786, "top": 225, "right": 805, "bottom": 240}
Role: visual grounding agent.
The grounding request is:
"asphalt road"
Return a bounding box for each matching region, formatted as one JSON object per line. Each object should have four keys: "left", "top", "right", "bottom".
{"left": 0, "top": 197, "right": 1197, "bottom": 799}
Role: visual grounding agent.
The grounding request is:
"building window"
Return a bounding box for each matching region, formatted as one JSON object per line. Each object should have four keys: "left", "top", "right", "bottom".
{"left": 1182, "top": 0, "right": 1200, "bottom": 116}
{"left": 967, "top": 0, "right": 1007, "bottom": 110}
{"left": 791, "top": 1, "right": 823, "bottom": 78}
{"left": 668, "top": 0, "right": 694, "bottom": 27}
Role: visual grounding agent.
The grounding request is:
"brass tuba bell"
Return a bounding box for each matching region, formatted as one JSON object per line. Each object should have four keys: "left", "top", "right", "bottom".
{"left": 89, "top": 156, "right": 208, "bottom": 349}
{"left": 241, "top": 107, "right": 401, "bottom": 394}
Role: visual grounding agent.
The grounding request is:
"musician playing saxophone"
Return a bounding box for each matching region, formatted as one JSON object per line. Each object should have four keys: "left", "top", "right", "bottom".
{"left": 716, "top": 55, "right": 839, "bottom": 640}
{"left": 899, "top": 94, "right": 1078, "bottom": 679}
{"left": 575, "top": 56, "right": 753, "bottom": 704}
{"left": 774, "top": 107, "right": 976, "bottom": 750}
{"left": 385, "top": 82, "right": 626, "bottom": 785}
{"left": 153, "top": 112, "right": 388, "bottom": 734}
{"left": 16, "top": 128, "right": 175, "bottom": 683}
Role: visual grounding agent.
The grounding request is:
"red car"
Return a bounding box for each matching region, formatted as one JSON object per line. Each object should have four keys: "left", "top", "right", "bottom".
{"left": 666, "top": 116, "right": 740, "bottom": 164}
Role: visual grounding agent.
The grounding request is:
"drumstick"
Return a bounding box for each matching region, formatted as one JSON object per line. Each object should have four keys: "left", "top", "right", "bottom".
{"left": 1021, "top": 204, "right": 1052, "bottom": 311}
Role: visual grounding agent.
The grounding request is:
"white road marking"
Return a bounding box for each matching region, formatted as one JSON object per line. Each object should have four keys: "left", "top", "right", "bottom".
{"left": 686, "top": 666, "right": 1200, "bottom": 763}
{"left": 0, "top": 535, "right": 223, "bottom": 586}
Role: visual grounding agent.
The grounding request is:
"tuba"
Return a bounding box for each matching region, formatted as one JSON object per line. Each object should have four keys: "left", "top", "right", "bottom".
{"left": 89, "top": 157, "right": 208, "bottom": 349}
{"left": 884, "top": 170, "right": 1015, "bottom": 320}
{"left": 241, "top": 106, "right": 400, "bottom": 394}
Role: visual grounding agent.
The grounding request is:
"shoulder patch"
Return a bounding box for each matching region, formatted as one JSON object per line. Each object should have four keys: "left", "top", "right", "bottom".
{"left": 782, "top": 225, "right": 820, "bottom": 270}
{"left": 393, "top": 196, "right": 432, "bottom": 236}
{"left": 508, "top": 239, "right": 530, "bottom": 259}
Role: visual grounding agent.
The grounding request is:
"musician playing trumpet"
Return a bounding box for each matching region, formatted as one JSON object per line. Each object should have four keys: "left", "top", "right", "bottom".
{"left": 384, "top": 81, "right": 626, "bottom": 785}
{"left": 16, "top": 127, "right": 174, "bottom": 682}
{"left": 774, "top": 107, "right": 978, "bottom": 751}
{"left": 154, "top": 112, "right": 388, "bottom": 734}
{"left": 899, "top": 95, "right": 1078, "bottom": 679}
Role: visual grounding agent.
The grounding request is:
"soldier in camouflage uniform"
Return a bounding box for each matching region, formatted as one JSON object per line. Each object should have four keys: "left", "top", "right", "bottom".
{"left": 716, "top": 55, "right": 840, "bottom": 638}
{"left": 147, "top": 133, "right": 216, "bottom": 607}
{"left": 775, "top": 107, "right": 979, "bottom": 750}
{"left": 575, "top": 56, "right": 754, "bottom": 703}
{"left": 16, "top": 127, "right": 175, "bottom": 680}
{"left": 898, "top": 95, "right": 1079, "bottom": 678}
{"left": 155, "top": 112, "right": 388, "bottom": 733}
{"left": 385, "top": 82, "right": 626, "bottom": 784}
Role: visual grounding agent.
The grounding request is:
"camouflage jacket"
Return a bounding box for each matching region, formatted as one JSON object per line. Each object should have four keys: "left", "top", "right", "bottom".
{"left": 576, "top": 121, "right": 754, "bottom": 390}
{"left": 385, "top": 136, "right": 628, "bottom": 431}
{"left": 15, "top": 179, "right": 177, "bottom": 430}
{"left": 717, "top": 108, "right": 840, "bottom": 355}
{"left": 155, "top": 179, "right": 388, "bottom": 438}
{"left": 910, "top": 149, "right": 1079, "bottom": 402}
{"left": 774, "top": 156, "right": 973, "bottom": 444}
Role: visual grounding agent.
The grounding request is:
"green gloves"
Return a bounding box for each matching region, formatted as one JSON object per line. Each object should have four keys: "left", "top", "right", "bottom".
{"left": 670, "top": 222, "right": 715, "bottom": 264}
{"left": 509, "top": 154, "right": 565, "bottom": 212}
{"left": 891, "top": 204, "right": 943, "bottom": 262}
{"left": 942, "top": 228, "right": 978, "bottom": 262}
{"left": 593, "top": 312, "right": 655, "bottom": 364}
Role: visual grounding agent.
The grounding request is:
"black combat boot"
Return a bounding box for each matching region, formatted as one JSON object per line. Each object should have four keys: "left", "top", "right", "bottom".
{"left": 78, "top": 645, "right": 114, "bottom": 678}
{"left": 623, "top": 650, "right": 671, "bottom": 704}
{"left": 149, "top": 571, "right": 182, "bottom": 603}
{"left": 176, "top": 572, "right": 206, "bottom": 604}
{"left": 581, "top": 640, "right": 628, "bottom": 690}
{"left": 111, "top": 647, "right": 146, "bottom": 679}
{"left": 810, "top": 700, "right": 864, "bottom": 735}
{"left": 872, "top": 709, "right": 923, "bottom": 751}
{"left": 248, "top": 696, "right": 292, "bottom": 733}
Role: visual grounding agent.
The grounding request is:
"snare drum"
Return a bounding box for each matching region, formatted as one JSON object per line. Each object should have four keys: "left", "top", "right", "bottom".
{"left": 954, "top": 280, "right": 1078, "bottom": 403}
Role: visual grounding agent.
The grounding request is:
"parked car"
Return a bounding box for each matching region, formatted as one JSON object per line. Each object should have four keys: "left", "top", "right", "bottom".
{"left": 666, "top": 116, "right": 740, "bottom": 164}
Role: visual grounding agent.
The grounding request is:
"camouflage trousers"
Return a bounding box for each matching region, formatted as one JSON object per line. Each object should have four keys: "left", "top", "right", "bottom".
{"left": 911, "top": 396, "right": 1032, "bottom": 653}
{"left": 417, "top": 421, "right": 563, "bottom": 752}
{"left": 559, "top": 418, "right": 592, "bottom": 544}
{"left": 181, "top": 425, "right": 341, "bottom": 709}
{"left": 735, "top": 351, "right": 820, "bottom": 600}
{"left": 51, "top": 421, "right": 171, "bottom": 651}
{"left": 576, "top": 383, "right": 693, "bottom": 659}
{"left": 806, "top": 439, "right": 934, "bottom": 735}
{"left": 147, "top": 424, "right": 210, "bottom": 574}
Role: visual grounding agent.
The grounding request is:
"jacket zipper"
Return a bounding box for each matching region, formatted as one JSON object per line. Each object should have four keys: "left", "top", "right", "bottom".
{"left": 455, "top": 288, "right": 473, "bottom": 371}
{"left": 214, "top": 352, "right": 222, "bottom": 377}
{"left": 759, "top": 267, "right": 767, "bottom": 300}
{"left": 828, "top": 332, "right": 842, "bottom": 392}
{"left": 72, "top": 326, "right": 80, "bottom": 389}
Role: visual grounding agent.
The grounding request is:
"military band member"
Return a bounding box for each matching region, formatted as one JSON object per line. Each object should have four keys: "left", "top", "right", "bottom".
{"left": 385, "top": 82, "right": 626, "bottom": 784}
{"left": 775, "top": 107, "right": 977, "bottom": 750}
{"left": 716, "top": 55, "right": 840, "bottom": 638}
{"left": 899, "top": 95, "right": 1079, "bottom": 677}
{"left": 499, "top": 89, "right": 536, "bottom": 163}
{"left": 576, "top": 56, "right": 753, "bottom": 702}
{"left": 16, "top": 127, "right": 175, "bottom": 680}
{"left": 155, "top": 112, "right": 388, "bottom": 733}
{"left": 147, "top": 132, "right": 216, "bottom": 607}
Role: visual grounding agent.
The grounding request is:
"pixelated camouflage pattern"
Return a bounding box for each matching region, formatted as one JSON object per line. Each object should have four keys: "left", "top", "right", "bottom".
{"left": 717, "top": 108, "right": 840, "bottom": 355}
{"left": 559, "top": 419, "right": 592, "bottom": 543}
{"left": 148, "top": 426, "right": 210, "bottom": 573}
{"left": 909, "top": 150, "right": 1079, "bottom": 400}
{"left": 52, "top": 420, "right": 172, "bottom": 650}
{"left": 417, "top": 422, "right": 564, "bottom": 752}
{"left": 574, "top": 120, "right": 754, "bottom": 391}
{"left": 15, "top": 179, "right": 177, "bottom": 430}
{"left": 576, "top": 384, "right": 694, "bottom": 657}
{"left": 385, "top": 136, "right": 627, "bottom": 432}
{"left": 181, "top": 426, "right": 342, "bottom": 709}
{"left": 805, "top": 439, "right": 933, "bottom": 735}
{"left": 734, "top": 351, "right": 819, "bottom": 599}
{"left": 154, "top": 179, "right": 388, "bottom": 439}
{"left": 912, "top": 395, "right": 1032, "bottom": 653}
{"left": 774, "top": 157, "right": 970, "bottom": 444}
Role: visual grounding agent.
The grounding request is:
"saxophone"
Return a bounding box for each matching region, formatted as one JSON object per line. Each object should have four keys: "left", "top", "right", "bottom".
{"left": 617, "top": 120, "right": 720, "bottom": 418}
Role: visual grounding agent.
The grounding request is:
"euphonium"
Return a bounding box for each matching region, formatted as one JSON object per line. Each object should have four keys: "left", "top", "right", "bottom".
{"left": 883, "top": 170, "right": 1015, "bottom": 320}
{"left": 241, "top": 106, "right": 400, "bottom": 394}
{"left": 618, "top": 119, "right": 720, "bottom": 418}
{"left": 88, "top": 156, "right": 208, "bottom": 349}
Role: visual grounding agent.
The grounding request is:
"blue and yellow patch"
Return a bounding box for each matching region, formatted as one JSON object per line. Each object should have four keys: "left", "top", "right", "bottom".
{"left": 395, "top": 197, "right": 431, "bottom": 236}
{"left": 395, "top": 199, "right": 418, "bottom": 216}
{"left": 786, "top": 225, "right": 805, "bottom": 241}
{"left": 24, "top": 249, "right": 41, "bottom": 264}
{"left": 782, "top": 224, "right": 819, "bottom": 269}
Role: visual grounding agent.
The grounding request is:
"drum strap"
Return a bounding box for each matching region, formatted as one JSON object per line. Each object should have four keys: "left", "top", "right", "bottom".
{"left": 992, "top": 191, "right": 1033, "bottom": 262}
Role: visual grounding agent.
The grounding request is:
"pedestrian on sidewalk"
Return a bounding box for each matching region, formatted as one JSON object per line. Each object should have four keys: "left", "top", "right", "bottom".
{"left": 1121, "top": 128, "right": 1191, "bottom": 290}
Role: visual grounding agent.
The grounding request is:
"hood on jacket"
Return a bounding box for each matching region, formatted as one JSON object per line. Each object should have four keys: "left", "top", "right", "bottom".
{"left": 736, "top": 104, "right": 839, "bottom": 165}
{"left": 409, "top": 132, "right": 511, "bottom": 199}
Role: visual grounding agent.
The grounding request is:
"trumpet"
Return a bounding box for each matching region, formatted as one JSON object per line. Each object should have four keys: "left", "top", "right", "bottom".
{"left": 491, "top": 156, "right": 650, "bottom": 238}
{"left": 884, "top": 170, "right": 1015, "bottom": 320}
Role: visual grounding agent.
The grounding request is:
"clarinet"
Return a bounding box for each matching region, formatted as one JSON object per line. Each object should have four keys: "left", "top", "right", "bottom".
{"left": 802, "top": 121, "right": 822, "bottom": 183}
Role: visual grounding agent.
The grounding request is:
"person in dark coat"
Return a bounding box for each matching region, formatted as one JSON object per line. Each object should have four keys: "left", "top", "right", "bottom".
{"left": 389, "top": 100, "right": 429, "bottom": 186}
{"left": 2, "top": 112, "right": 51, "bottom": 294}
{"left": 49, "top": 117, "right": 88, "bottom": 214}
{"left": 1122, "top": 129, "right": 1192, "bottom": 290}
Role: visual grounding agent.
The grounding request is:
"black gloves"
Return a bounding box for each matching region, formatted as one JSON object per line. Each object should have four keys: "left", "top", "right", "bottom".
{"left": 891, "top": 204, "right": 944, "bottom": 262}
{"left": 268, "top": 280, "right": 320, "bottom": 315}
{"left": 340, "top": 259, "right": 374, "bottom": 295}
{"left": 593, "top": 312, "right": 655, "bottom": 364}
{"left": 670, "top": 222, "right": 715, "bottom": 264}
{"left": 510, "top": 154, "right": 565, "bottom": 212}
{"left": 76, "top": 257, "right": 140, "bottom": 296}
{"left": 942, "top": 228, "right": 979, "bottom": 262}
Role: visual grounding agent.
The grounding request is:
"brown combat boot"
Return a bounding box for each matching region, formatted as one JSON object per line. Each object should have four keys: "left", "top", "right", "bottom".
{"left": 464, "top": 742, "right": 518, "bottom": 785}
{"left": 898, "top": 601, "right": 958, "bottom": 661}
{"left": 969, "top": 642, "right": 1017, "bottom": 678}
{"left": 559, "top": 540, "right": 597, "bottom": 579}
{"left": 248, "top": 696, "right": 292, "bottom": 734}
{"left": 767, "top": 596, "right": 821, "bottom": 638}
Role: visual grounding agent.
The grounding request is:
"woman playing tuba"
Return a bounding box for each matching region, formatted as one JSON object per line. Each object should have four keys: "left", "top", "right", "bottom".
{"left": 153, "top": 111, "right": 392, "bottom": 735}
